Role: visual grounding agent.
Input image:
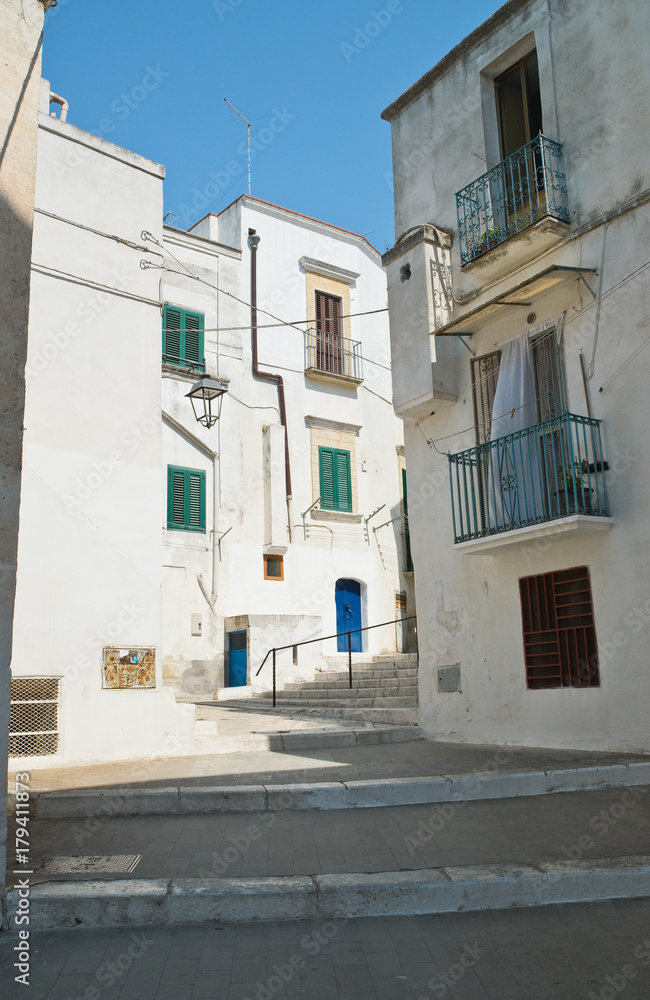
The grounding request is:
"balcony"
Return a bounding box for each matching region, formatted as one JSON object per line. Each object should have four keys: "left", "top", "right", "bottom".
{"left": 162, "top": 353, "right": 205, "bottom": 376}
{"left": 304, "top": 328, "right": 363, "bottom": 386}
{"left": 456, "top": 135, "right": 570, "bottom": 268}
{"left": 448, "top": 412, "right": 612, "bottom": 552}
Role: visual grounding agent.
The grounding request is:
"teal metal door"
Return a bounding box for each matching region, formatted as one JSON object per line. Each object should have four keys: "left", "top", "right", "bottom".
{"left": 228, "top": 630, "right": 247, "bottom": 687}
{"left": 335, "top": 579, "right": 362, "bottom": 652}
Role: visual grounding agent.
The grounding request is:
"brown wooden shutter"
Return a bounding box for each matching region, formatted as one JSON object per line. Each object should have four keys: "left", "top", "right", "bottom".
{"left": 471, "top": 351, "right": 501, "bottom": 444}
{"left": 531, "top": 329, "right": 563, "bottom": 422}
{"left": 520, "top": 566, "right": 600, "bottom": 690}
{"left": 315, "top": 292, "right": 343, "bottom": 374}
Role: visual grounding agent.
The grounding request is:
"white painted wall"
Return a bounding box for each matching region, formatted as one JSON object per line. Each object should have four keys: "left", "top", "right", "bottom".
{"left": 10, "top": 93, "right": 195, "bottom": 765}
{"left": 162, "top": 196, "right": 411, "bottom": 695}
{"left": 0, "top": 0, "right": 47, "bottom": 898}
{"left": 383, "top": 0, "right": 650, "bottom": 751}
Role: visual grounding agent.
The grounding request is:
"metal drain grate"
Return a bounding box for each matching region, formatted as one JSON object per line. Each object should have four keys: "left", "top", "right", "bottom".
{"left": 40, "top": 855, "right": 142, "bottom": 874}
{"left": 9, "top": 677, "right": 61, "bottom": 757}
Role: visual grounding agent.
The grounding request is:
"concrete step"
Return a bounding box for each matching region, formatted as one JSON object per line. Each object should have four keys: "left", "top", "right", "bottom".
{"left": 257, "top": 694, "right": 418, "bottom": 708}
{"left": 220, "top": 701, "right": 419, "bottom": 724}
{"left": 187, "top": 723, "right": 424, "bottom": 754}
{"left": 314, "top": 669, "right": 418, "bottom": 682}
{"left": 323, "top": 653, "right": 418, "bottom": 666}
{"left": 282, "top": 679, "right": 419, "bottom": 693}
{"left": 22, "top": 760, "right": 650, "bottom": 818}
{"left": 13, "top": 856, "right": 650, "bottom": 929}
{"left": 270, "top": 686, "right": 419, "bottom": 700}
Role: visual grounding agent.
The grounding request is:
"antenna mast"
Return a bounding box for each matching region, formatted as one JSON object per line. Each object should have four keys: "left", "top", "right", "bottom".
{"left": 224, "top": 98, "right": 252, "bottom": 195}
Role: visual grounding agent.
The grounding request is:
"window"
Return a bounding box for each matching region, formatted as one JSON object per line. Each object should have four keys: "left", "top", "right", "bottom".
{"left": 519, "top": 566, "right": 600, "bottom": 690}
{"left": 315, "top": 291, "right": 343, "bottom": 375}
{"left": 9, "top": 677, "right": 60, "bottom": 757}
{"left": 167, "top": 466, "right": 206, "bottom": 532}
{"left": 402, "top": 468, "right": 413, "bottom": 572}
{"left": 162, "top": 305, "right": 205, "bottom": 373}
{"left": 319, "top": 447, "right": 352, "bottom": 512}
{"left": 495, "top": 50, "right": 542, "bottom": 159}
{"left": 264, "top": 554, "right": 284, "bottom": 581}
{"left": 471, "top": 330, "right": 565, "bottom": 531}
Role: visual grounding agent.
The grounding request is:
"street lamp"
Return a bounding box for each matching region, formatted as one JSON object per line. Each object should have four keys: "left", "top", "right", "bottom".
{"left": 185, "top": 376, "right": 228, "bottom": 429}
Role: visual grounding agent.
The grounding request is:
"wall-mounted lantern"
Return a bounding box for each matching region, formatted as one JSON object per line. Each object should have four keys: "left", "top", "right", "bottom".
{"left": 186, "top": 377, "right": 228, "bottom": 429}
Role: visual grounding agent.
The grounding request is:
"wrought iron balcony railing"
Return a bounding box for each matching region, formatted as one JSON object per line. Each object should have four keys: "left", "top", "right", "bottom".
{"left": 456, "top": 134, "right": 570, "bottom": 267}
{"left": 304, "top": 328, "right": 363, "bottom": 382}
{"left": 448, "top": 412, "right": 609, "bottom": 544}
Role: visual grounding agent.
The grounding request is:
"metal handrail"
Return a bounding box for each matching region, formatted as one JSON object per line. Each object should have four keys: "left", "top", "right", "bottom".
{"left": 255, "top": 615, "right": 417, "bottom": 707}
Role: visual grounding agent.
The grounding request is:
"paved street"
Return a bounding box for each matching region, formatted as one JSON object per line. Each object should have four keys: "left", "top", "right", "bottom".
{"left": 2, "top": 898, "right": 650, "bottom": 999}
{"left": 9, "top": 732, "right": 650, "bottom": 793}
{"left": 8, "top": 786, "right": 650, "bottom": 885}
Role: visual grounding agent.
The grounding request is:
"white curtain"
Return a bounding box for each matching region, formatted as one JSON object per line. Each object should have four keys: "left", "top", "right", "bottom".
{"left": 486, "top": 333, "right": 541, "bottom": 529}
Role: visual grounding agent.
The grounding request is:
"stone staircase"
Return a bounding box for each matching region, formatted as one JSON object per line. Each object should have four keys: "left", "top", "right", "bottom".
{"left": 221, "top": 653, "right": 419, "bottom": 725}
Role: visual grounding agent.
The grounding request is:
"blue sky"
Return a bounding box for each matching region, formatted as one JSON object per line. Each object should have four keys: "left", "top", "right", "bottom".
{"left": 42, "top": 0, "right": 503, "bottom": 252}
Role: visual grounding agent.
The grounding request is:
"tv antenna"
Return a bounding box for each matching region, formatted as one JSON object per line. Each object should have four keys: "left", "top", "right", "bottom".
{"left": 224, "top": 98, "right": 252, "bottom": 195}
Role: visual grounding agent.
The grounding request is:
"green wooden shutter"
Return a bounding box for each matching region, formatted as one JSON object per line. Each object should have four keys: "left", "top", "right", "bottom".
{"left": 319, "top": 448, "right": 336, "bottom": 509}
{"left": 183, "top": 311, "right": 204, "bottom": 366}
{"left": 167, "top": 467, "right": 186, "bottom": 527}
{"left": 163, "top": 306, "right": 182, "bottom": 361}
{"left": 335, "top": 450, "right": 352, "bottom": 511}
{"left": 167, "top": 466, "right": 206, "bottom": 532}
{"left": 319, "top": 447, "right": 352, "bottom": 511}
{"left": 188, "top": 471, "right": 205, "bottom": 530}
{"left": 402, "top": 467, "right": 413, "bottom": 572}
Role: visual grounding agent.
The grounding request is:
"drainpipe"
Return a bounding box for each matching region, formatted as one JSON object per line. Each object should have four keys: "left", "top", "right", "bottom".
{"left": 248, "top": 228, "right": 293, "bottom": 541}
{"left": 49, "top": 92, "right": 68, "bottom": 122}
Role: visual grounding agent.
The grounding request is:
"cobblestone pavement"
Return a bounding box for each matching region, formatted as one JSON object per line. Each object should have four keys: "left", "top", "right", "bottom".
{"left": 8, "top": 786, "right": 650, "bottom": 884}
{"left": 9, "top": 733, "right": 650, "bottom": 793}
{"left": 1, "top": 898, "right": 650, "bottom": 999}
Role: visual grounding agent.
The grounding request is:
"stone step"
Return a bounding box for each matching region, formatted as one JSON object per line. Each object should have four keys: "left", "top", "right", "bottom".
{"left": 257, "top": 693, "right": 418, "bottom": 708}
{"left": 270, "top": 686, "right": 419, "bottom": 700}
{"left": 314, "top": 667, "right": 418, "bottom": 681}
{"left": 13, "top": 856, "right": 650, "bottom": 929}
{"left": 223, "top": 700, "right": 419, "bottom": 722}
{"left": 323, "top": 653, "right": 418, "bottom": 666}
{"left": 186, "top": 723, "right": 424, "bottom": 755}
{"left": 282, "top": 678, "right": 419, "bottom": 692}
{"left": 23, "top": 760, "right": 650, "bottom": 819}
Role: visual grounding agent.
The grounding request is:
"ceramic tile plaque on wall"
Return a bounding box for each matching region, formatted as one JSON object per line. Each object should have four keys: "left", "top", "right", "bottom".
{"left": 102, "top": 647, "right": 156, "bottom": 689}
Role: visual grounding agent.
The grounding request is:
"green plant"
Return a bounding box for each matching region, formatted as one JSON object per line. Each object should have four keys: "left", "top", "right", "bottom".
{"left": 559, "top": 457, "right": 589, "bottom": 491}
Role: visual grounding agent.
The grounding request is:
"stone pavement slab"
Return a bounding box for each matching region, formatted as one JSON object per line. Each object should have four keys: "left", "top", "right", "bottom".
{"left": 1, "top": 898, "right": 649, "bottom": 999}
{"left": 9, "top": 786, "right": 650, "bottom": 884}
{"left": 9, "top": 736, "right": 650, "bottom": 794}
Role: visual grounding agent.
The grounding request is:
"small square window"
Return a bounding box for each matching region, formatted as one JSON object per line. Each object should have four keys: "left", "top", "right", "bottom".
{"left": 264, "top": 555, "right": 284, "bottom": 581}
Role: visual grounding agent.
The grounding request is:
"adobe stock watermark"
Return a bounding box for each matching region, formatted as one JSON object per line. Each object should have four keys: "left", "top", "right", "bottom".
{"left": 68, "top": 933, "right": 154, "bottom": 1000}
{"left": 175, "top": 106, "right": 296, "bottom": 226}
{"left": 562, "top": 786, "right": 647, "bottom": 862}
{"left": 62, "top": 410, "right": 160, "bottom": 513}
{"left": 242, "top": 918, "right": 349, "bottom": 1000}
{"left": 341, "top": 1, "right": 406, "bottom": 63}
{"left": 415, "top": 942, "right": 485, "bottom": 999}
{"left": 27, "top": 266, "right": 139, "bottom": 377}
{"left": 589, "top": 938, "right": 650, "bottom": 1000}
{"left": 52, "top": 67, "right": 169, "bottom": 179}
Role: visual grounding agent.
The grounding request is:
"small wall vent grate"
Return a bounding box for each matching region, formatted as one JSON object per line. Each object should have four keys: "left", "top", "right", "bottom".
{"left": 9, "top": 677, "right": 61, "bottom": 757}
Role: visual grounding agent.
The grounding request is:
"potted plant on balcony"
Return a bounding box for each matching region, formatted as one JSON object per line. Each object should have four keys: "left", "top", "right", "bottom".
{"left": 555, "top": 458, "right": 592, "bottom": 512}
{"left": 468, "top": 226, "right": 505, "bottom": 259}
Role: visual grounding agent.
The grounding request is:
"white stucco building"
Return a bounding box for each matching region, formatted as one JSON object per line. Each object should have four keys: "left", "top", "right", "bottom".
{"left": 161, "top": 196, "right": 412, "bottom": 698}
{"left": 382, "top": 0, "right": 650, "bottom": 751}
{"left": 9, "top": 82, "right": 196, "bottom": 764}
{"left": 9, "top": 92, "right": 410, "bottom": 764}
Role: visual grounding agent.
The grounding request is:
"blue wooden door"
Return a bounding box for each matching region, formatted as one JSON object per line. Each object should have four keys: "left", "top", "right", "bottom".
{"left": 228, "top": 630, "right": 247, "bottom": 687}
{"left": 335, "top": 579, "right": 362, "bottom": 652}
